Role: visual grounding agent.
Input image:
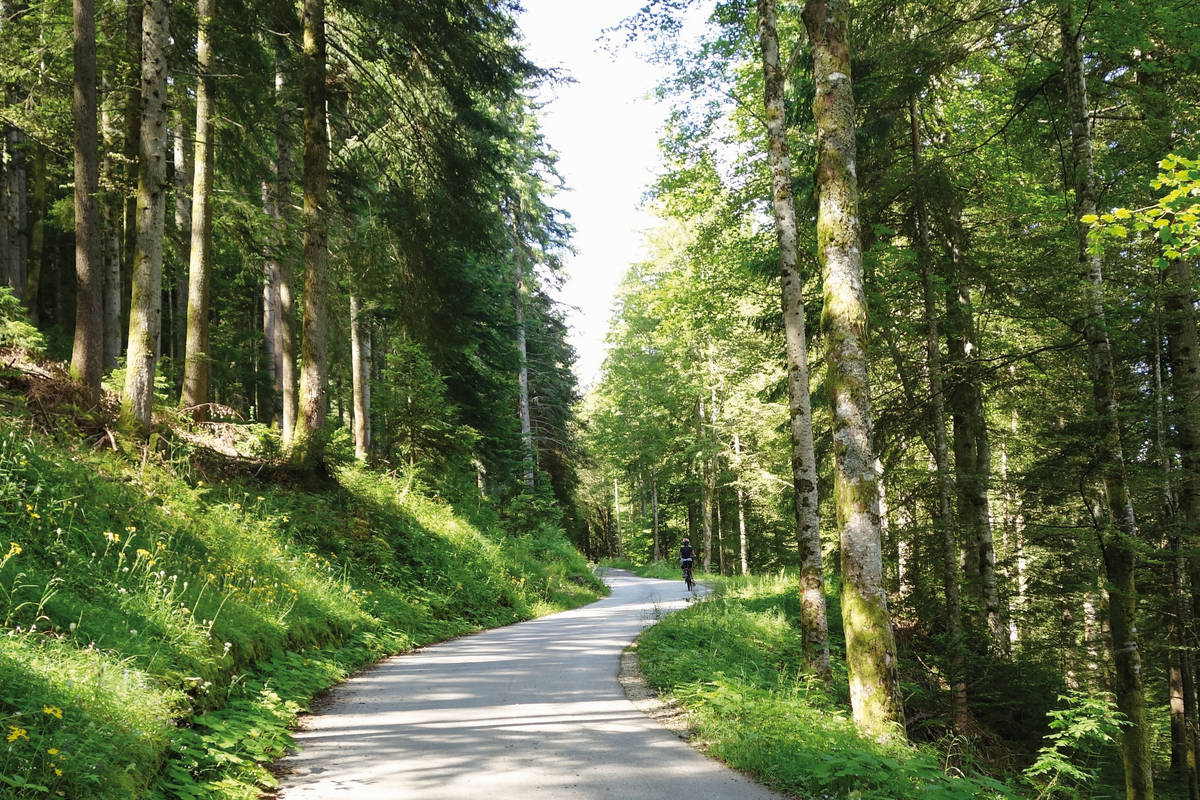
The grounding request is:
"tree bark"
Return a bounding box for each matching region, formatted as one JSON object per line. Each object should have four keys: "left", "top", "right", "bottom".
{"left": 757, "top": 0, "right": 830, "bottom": 680}
{"left": 734, "top": 432, "right": 749, "bottom": 576}
{"left": 121, "top": 0, "right": 169, "bottom": 429}
{"left": 911, "top": 96, "right": 968, "bottom": 731}
{"left": 803, "top": 0, "right": 906, "bottom": 739}
{"left": 291, "top": 0, "right": 329, "bottom": 463}
{"left": 3, "top": 41, "right": 28, "bottom": 305}
{"left": 515, "top": 255, "right": 534, "bottom": 487}
{"left": 942, "top": 205, "right": 1004, "bottom": 653}
{"left": 70, "top": 0, "right": 103, "bottom": 404}
{"left": 101, "top": 75, "right": 124, "bottom": 368}
{"left": 1062, "top": 8, "right": 1153, "bottom": 798}
{"left": 120, "top": 0, "right": 141, "bottom": 334}
{"left": 350, "top": 294, "right": 371, "bottom": 460}
{"left": 171, "top": 100, "right": 191, "bottom": 367}
{"left": 181, "top": 0, "right": 214, "bottom": 421}
{"left": 699, "top": 396, "right": 714, "bottom": 571}
{"left": 651, "top": 473, "right": 661, "bottom": 562}
{"left": 262, "top": 176, "right": 280, "bottom": 422}
{"left": 273, "top": 40, "right": 297, "bottom": 444}
{"left": 25, "top": 142, "right": 44, "bottom": 324}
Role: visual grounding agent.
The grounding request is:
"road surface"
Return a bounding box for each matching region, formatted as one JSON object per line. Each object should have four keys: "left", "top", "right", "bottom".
{"left": 275, "top": 569, "right": 783, "bottom": 799}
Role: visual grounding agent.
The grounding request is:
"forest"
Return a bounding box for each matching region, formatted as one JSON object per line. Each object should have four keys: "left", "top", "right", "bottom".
{"left": 2, "top": 0, "right": 1200, "bottom": 797}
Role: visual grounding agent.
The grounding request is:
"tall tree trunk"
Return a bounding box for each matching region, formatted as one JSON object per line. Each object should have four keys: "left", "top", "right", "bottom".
{"left": 291, "top": 0, "right": 329, "bottom": 463}
{"left": 121, "top": 0, "right": 169, "bottom": 429}
{"left": 651, "top": 473, "right": 661, "bottom": 562}
{"left": 171, "top": 101, "right": 192, "bottom": 367}
{"left": 262, "top": 176, "right": 280, "bottom": 422}
{"left": 70, "top": 0, "right": 103, "bottom": 404}
{"left": 699, "top": 396, "right": 713, "bottom": 571}
{"left": 1163, "top": 258, "right": 1200, "bottom": 721}
{"left": 613, "top": 477, "right": 623, "bottom": 558}
{"left": 350, "top": 294, "right": 370, "bottom": 460}
{"left": 181, "top": 0, "right": 214, "bottom": 421}
{"left": 911, "top": 97, "right": 968, "bottom": 731}
{"left": 1158, "top": 311, "right": 1200, "bottom": 798}
{"left": 943, "top": 205, "right": 1004, "bottom": 652}
{"left": 757, "top": 0, "right": 830, "bottom": 680}
{"left": 120, "top": 0, "right": 141, "bottom": 334}
{"left": 514, "top": 256, "right": 534, "bottom": 487}
{"left": 25, "top": 142, "right": 44, "bottom": 323}
{"left": 735, "top": 432, "right": 749, "bottom": 576}
{"left": 273, "top": 40, "right": 297, "bottom": 444}
{"left": 803, "top": 0, "right": 906, "bottom": 740}
{"left": 3, "top": 43, "right": 28, "bottom": 305}
{"left": 1061, "top": 8, "right": 1153, "bottom": 798}
{"left": 101, "top": 76, "right": 123, "bottom": 368}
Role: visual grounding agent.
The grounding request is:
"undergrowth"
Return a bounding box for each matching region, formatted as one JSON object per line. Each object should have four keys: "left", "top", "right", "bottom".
{"left": 637, "top": 573, "right": 1041, "bottom": 800}
{"left": 0, "top": 417, "right": 604, "bottom": 799}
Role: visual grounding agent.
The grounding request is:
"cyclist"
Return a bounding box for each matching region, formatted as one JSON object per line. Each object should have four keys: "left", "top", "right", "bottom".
{"left": 679, "top": 538, "right": 696, "bottom": 590}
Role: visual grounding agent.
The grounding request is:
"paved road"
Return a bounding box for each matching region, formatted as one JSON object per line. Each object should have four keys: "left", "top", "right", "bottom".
{"left": 275, "top": 569, "right": 783, "bottom": 799}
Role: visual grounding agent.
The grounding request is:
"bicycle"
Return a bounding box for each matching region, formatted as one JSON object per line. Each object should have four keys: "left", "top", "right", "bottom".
{"left": 681, "top": 559, "right": 695, "bottom": 591}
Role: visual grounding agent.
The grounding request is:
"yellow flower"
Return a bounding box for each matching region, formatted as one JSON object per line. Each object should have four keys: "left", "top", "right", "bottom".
{"left": 42, "top": 705, "right": 63, "bottom": 719}
{"left": 7, "top": 726, "right": 27, "bottom": 742}
{"left": 136, "top": 549, "right": 151, "bottom": 560}
{"left": 5, "top": 542, "right": 20, "bottom": 558}
{"left": 47, "top": 748, "right": 59, "bottom": 755}
{"left": 103, "top": 531, "right": 119, "bottom": 542}
{"left": 53, "top": 768, "right": 62, "bottom": 776}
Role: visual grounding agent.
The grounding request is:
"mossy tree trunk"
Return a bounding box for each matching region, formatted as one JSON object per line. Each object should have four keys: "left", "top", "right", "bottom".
{"left": 69, "top": 0, "right": 103, "bottom": 405}
{"left": 291, "top": 0, "right": 329, "bottom": 465}
{"left": 1061, "top": 6, "right": 1153, "bottom": 798}
{"left": 802, "top": 0, "right": 906, "bottom": 740}
{"left": 756, "top": 0, "right": 830, "bottom": 681}
{"left": 121, "top": 0, "right": 168, "bottom": 429}
{"left": 181, "top": 0, "right": 215, "bottom": 421}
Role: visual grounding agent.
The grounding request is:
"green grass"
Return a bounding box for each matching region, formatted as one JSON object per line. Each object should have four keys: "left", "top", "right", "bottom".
{"left": 0, "top": 422, "right": 604, "bottom": 799}
{"left": 636, "top": 573, "right": 1018, "bottom": 800}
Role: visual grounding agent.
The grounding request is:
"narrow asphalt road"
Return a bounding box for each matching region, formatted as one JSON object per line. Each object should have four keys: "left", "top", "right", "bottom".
{"left": 275, "top": 569, "right": 783, "bottom": 799}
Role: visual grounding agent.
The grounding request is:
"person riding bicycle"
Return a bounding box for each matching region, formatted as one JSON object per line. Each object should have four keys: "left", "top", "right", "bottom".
{"left": 679, "top": 538, "right": 696, "bottom": 588}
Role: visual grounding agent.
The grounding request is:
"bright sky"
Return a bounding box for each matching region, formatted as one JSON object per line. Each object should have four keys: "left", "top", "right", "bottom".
{"left": 517, "top": 0, "right": 670, "bottom": 389}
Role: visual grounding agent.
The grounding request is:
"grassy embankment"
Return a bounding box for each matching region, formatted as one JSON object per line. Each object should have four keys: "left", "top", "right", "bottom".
{"left": 0, "top": 402, "right": 604, "bottom": 799}
{"left": 631, "top": 572, "right": 1136, "bottom": 800}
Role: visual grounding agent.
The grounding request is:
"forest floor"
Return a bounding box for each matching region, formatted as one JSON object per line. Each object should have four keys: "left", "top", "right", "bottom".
{"left": 273, "top": 570, "right": 785, "bottom": 800}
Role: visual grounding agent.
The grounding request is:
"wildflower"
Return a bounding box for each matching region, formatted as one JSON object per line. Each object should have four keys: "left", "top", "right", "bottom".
{"left": 5, "top": 542, "right": 20, "bottom": 558}
{"left": 7, "top": 726, "right": 27, "bottom": 742}
{"left": 42, "top": 706, "right": 62, "bottom": 719}
{"left": 136, "top": 549, "right": 150, "bottom": 560}
{"left": 47, "top": 748, "right": 58, "bottom": 755}
{"left": 53, "top": 768, "right": 62, "bottom": 776}
{"left": 103, "top": 531, "right": 119, "bottom": 543}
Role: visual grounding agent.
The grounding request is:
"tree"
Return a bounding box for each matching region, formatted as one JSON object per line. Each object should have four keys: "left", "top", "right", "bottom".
{"left": 756, "top": 0, "right": 830, "bottom": 681}
{"left": 121, "top": 0, "right": 169, "bottom": 429}
{"left": 68, "top": 0, "right": 102, "bottom": 404}
{"left": 802, "top": 0, "right": 906, "bottom": 740}
{"left": 1061, "top": 4, "right": 1152, "bottom": 796}
{"left": 290, "top": 0, "right": 329, "bottom": 463}
{"left": 181, "top": 0, "right": 215, "bottom": 420}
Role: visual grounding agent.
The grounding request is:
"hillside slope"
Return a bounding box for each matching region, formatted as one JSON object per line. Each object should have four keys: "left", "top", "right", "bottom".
{"left": 0, "top": 371, "right": 603, "bottom": 799}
